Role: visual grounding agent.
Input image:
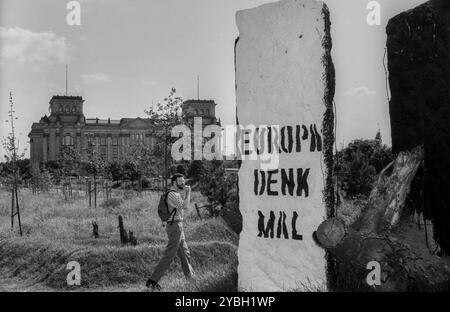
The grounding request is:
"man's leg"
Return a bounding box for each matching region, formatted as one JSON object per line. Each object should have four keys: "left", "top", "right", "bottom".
{"left": 177, "top": 226, "right": 194, "bottom": 279}
{"left": 150, "top": 223, "right": 182, "bottom": 282}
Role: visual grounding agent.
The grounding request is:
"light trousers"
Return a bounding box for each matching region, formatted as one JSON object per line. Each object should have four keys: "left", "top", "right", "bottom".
{"left": 150, "top": 221, "right": 194, "bottom": 282}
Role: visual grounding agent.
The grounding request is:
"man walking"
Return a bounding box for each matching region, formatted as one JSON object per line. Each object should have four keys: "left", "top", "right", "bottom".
{"left": 146, "top": 173, "right": 194, "bottom": 290}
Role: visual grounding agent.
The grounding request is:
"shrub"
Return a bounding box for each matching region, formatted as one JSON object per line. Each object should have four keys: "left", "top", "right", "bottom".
{"left": 198, "top": 160, "right": 242, "bottom": 233}
{"left": 334, "top": 132, "right": 393, "bottom": 199}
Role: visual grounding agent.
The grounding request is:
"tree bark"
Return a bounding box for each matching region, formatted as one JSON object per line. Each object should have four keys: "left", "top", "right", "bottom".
{"left": 14, "top": 182, "right": 22, "bottom": 236}
{"left": 314, "top": 146, "right": 433, "bottom": 291}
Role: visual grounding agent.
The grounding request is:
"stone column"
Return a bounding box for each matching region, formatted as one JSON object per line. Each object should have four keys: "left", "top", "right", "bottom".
{"left": 76, "top": 129, "right": 82, "bottom": 156}
{"left": 235, "top": 0, "right": 335, "bottom": 291}
{"left": 42, "top": 135, "right": 48, "bottom": 163}
{"left": 107, "top": 136, "right": 112, "bottom": 162}
{"left": 49, "top": 130, "right": 56, "bottom": 161}
{"left": 386, "top": 0, "right": 450, "bottom": 254}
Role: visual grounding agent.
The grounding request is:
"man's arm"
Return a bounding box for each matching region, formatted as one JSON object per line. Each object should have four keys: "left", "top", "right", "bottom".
{"left": 167, "top": 187, "right": 191, "bottom": 211}
{"left": 167, "top": 191, "right": 184, "bottom": 212}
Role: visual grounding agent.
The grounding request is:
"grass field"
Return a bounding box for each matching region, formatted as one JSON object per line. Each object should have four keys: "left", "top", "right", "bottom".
{"left": 0, "top": 188, "right": 239, "bottom": 292}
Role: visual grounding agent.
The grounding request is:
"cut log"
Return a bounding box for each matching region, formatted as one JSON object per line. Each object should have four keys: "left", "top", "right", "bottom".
{"left": 118, "top": 215, "right": 128, "bottom": 245}
{"left": 315, "top": 146, "right": 430, "bottom": 290}
{"left": 92, "top": 221, "right": 99, "bottom": 239}
{"left": 128, "top": 231, "right": 138, "bottom": 246}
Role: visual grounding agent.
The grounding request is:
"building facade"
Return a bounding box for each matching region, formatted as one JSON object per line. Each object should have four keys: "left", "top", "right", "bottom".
{"left": 182, "top": 99, "right": 219, "bottom": 126}
{"left": 28, "top": 96, "right": 220, "bottom": 165}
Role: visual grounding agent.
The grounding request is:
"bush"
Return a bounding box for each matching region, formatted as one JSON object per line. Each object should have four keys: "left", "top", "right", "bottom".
{"left": 187, "top": 160, "right": 204, "bottom": 182}
{"left": 334, "top": 133, "right": 393, "bottom": 199}
{"left": 198, "top": 160, "right": 242, "bottom": 233}
{"left": 199, "top": 161, "right": 236, "bottom": 207}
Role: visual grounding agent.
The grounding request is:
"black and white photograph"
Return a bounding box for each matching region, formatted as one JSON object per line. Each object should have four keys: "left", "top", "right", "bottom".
{"left": 0, "top": 0, "right": 449, "bottom": 305}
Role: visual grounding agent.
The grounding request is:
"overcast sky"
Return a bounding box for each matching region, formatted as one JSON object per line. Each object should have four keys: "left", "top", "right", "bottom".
{"left": 0, "top": 0, "right": 427, "bottom": 159}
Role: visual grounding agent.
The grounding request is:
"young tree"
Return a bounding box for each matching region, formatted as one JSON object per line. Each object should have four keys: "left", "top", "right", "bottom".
{"left": 145, "top": 88, "right": 185, "bottom": 191}
{"left": 30, "top": 164, "right": 52, "bottom": 194}
{"left": 106, "top": 161, "right": 123, "bottom": 182}
{"left": 83, "top": 141, "right": 107, "bottom": 208}
{"left": 59, "top": 145, "right": 82, "bottom": 177}
{"left": 198, "top": 160, "right": 238, "bottom": 215}
{"left": 2, "top": 92, "right": 25, "bottom": 235}
{"left": 44, "top": 160, "right": 67, "bottom": 185}
{"left": 122, "top": 144, "right": 155, "bottom": 192}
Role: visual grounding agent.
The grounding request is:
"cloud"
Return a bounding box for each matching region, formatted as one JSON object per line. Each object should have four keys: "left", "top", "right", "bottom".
{"left": 344, "top": 86, "right": 376, "bottom": 98}
{"left": 0, "top": 27, "right": 73, "bottom": 65}
{"left": 81, "top": 73, "right": 112, "bottom": 84}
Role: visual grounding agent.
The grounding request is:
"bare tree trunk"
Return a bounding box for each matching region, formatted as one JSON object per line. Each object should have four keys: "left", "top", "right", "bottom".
{"left": 11, "top": 185, "right": 14, "bottom": 230}
{"left": 195, "top": 204, "right": 202, "bottom": 220}
{"left": 10, "top": 174, "right": 23, "bottom": 236}
{"left": 15, "top": 182, "right": 22, "bottom": 236}
{"left": 88, "top": 180, "right": 92, "bottom": 208}
{"left": 94, "top": 178, "right": 97, "bottom": 209}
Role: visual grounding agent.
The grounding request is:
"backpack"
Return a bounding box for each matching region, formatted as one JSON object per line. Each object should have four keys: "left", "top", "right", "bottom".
{"left": 157, "top": 190, "right": 177, "bottom": 224}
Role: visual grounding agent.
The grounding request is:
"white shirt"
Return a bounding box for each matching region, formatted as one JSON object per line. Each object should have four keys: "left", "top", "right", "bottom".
{"left": 166, "top": 187, "right": 186, "bottom": 222}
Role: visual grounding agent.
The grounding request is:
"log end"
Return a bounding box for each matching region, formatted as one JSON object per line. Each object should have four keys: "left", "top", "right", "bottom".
{"left": 315, "top": 218, "right": 346, "bottom": 248}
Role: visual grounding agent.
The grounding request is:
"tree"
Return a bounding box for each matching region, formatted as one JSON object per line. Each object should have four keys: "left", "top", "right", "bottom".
{"left": 198, "top": 160, "right": 238, "bottom": 212}
{"left": 121, "top": 161, "right": 139, "bottom": 182}
{"left": 82, "top": 141, "right": 107, "bottom": 208}
{"left": 375, "top": 129, "right": 382, "bottom": 144}
{"left": 196, "top": 159, "right": 241, "bottom": 233}
{"left": 2, "top": 92, "right": 25, "bottom": 235}
{"left": 30, "top": 164, "right": 53, "bottom": 194}
{"left": 44, "top": 160, "right": 63, "bottom": 184}
{"left": 106, "top": 161, "right": 123, "bottom": 182}
{"left": 334, "top": 134, "right": 393, "bottom": 199}
{"left": 122, "top": 144, "right": 155, "bottom": 192}
{"left": 83, "top": 141, "right": 106, "bottom": 178}
{"left": 187, "top": 160, "right": 204, "bottom": 182}
{"left": 315, "top": 147, "right": 441, "bottom": 291}
{"left": 145, "top": 88, "right": 185, "bottom": 191}
{"left": 59, "top": 146, "right": 82, "bottom": 177}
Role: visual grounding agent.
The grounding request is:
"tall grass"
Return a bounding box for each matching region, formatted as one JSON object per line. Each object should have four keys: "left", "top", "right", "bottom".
{"left": 0, "top": 188, "right": 238, "bottom": 291}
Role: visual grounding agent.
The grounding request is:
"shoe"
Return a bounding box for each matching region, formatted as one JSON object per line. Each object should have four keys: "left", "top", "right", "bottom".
{"left": 146, "top": 278, "right": 161, "bottom": 290}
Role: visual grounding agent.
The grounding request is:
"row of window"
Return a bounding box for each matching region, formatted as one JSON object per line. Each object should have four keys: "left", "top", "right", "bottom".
{"left": 99, "top": 147, "right": 119, "bottom": 161}
{"left": 59, "top": 105, "right": 79, "bottom": 114}
{"left": 58, "top": 105, "right": 211, "bottom": 116}
{"left": 62, "top": 138, "right": 126, "bottom": 162}
{"left": 62, "top": 134, "right": 151, "bottom": 146}
{"left": 193, "top": 109, "right": 210, "bottom": 115}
